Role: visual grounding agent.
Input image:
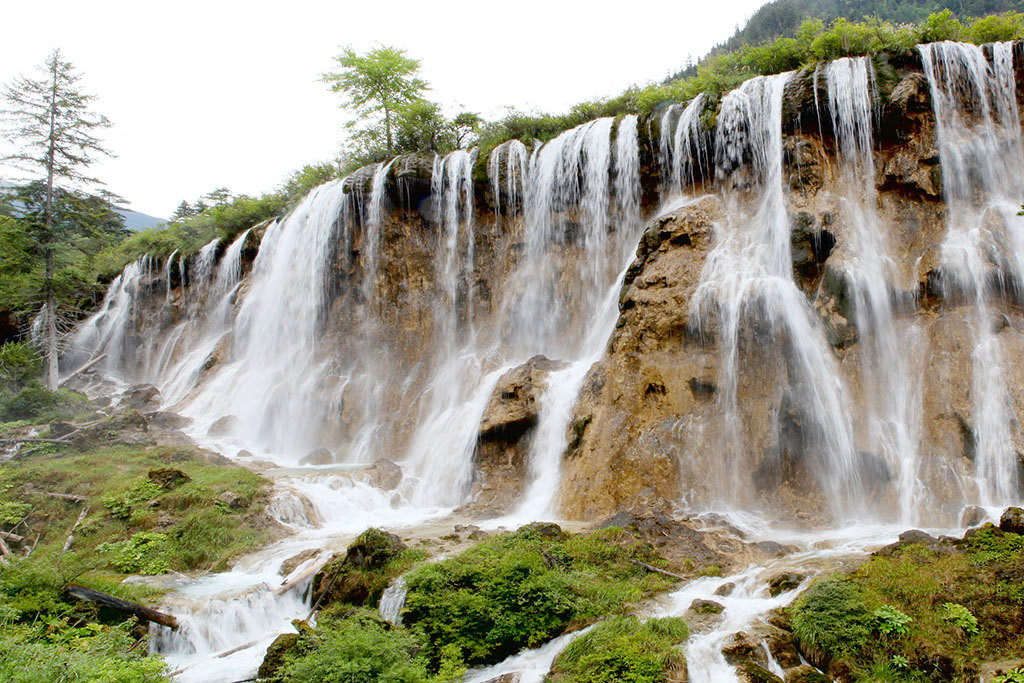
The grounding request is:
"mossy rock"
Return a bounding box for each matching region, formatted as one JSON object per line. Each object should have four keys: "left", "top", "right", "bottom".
{"left": 257, "top": 632, "right": 299, "bottom": 682}
{"left": 311, "top": 528, "right": 407, "bottom": 606}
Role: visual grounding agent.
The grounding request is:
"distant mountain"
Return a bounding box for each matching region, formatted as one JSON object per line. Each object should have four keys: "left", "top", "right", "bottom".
{"left": 1, "top": 180, "right": 166, "bottom": 231}
{"left": 115, "top": 207, "right": 166, "bottom": 231}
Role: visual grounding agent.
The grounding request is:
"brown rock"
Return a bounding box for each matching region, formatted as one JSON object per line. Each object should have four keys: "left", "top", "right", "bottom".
{"left": 961, "top": 505, "right": 987, "bottom": 528}
{"left": 1000, "top": 507, "right": 1024, "bottom": 535}
{"left": 300, "top": 447, "right": 334, "bottom": 466}
{"left": 365, "top": 459, "right": 402, "bottom": 490}
{"left": 785, "top": 665, "right": 830, "bottom": 683}
{"left": 280, "top": 549, "right": 319, "bottom": 578}
{"left": 207, "top": 415, "right": 240, "bottom": 437}
{"left": 148, "top": 468, "right": 190, "bottom": 489}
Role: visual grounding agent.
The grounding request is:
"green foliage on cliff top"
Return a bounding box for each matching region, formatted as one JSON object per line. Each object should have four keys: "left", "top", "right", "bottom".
{"left": 549, "top": 616, "right": 689, "bottom": 683}
{"left": 789, "top": 526, "right": 1024, "bottom": 680}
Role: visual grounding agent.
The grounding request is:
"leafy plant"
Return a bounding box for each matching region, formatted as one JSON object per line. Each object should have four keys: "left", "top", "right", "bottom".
{"left": 102, "top": 480, "right": 162, "bottom": 520}
{"left": 98, "top": 532, "right": 171, "bottom": 575}
{"left": 993, "top": 668, "right": 1024, "bottom": 683}
{"left": 941, "top": 602, "right": 979, "bottom": 637}
{"left": 873, "top": 605, "right": 912, "bottom": 639}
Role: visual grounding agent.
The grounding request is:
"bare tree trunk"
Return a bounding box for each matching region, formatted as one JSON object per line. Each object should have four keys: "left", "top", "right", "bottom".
{"left": 385, "top": 105, "right": 392, "bottom": 156}
{"left": 44, "top": 61, "right": 59, "bottom": 391}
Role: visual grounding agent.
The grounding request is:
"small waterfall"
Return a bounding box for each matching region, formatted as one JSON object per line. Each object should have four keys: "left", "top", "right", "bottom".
{"left": 176, "top": 181, "right": 349, "bottom": 458}
{"left": 695, "top": 72, "right": 864, "bottom": 518}
{"left": 488, "top": 139, "right": 530, "bottom": 229}
{"left": 919, "top": 40, "right": 1024, "bottom": 505}
{"left": 378, "top": 576, "right": 408, "bottom": 625}
{"left": 822, "top": 56, "right": 923, "bottom": 524}
{"left": 164, "top": 249, "right": 178, "bottom": 308}
{"left": 64, "top": 258, "right": 145, "bottom": 377}
{"left": 432, "top": 149, "right": 477, "bottom": 348}
{"left": 659, "top": 94, "right": 709, "bottom": 198}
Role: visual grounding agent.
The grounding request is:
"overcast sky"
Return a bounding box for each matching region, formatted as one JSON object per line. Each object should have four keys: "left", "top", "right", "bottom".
{"left": 0, "top": 0, "right": 767, "bottom": 218}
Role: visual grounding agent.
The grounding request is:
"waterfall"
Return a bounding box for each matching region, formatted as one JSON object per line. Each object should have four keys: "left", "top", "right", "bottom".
{"left": 378, "top": 576, "right": 408, "bottom": 625}
{"left": 919, "top": 40, "right": 1024, "bottom": 505}
{"left": 164, "top": 249, "right": 178, "bottom": 308}
{"left": 432, "top": 148, "right": 477, "bottom": 348}
{"left": 695, "top": 72, "right": 864, "bottom": 518}
{"left": 659, "top": 94, "right": 709, "bottom": 199}
{"left": 822, "top": 56, "right": 923, "bottom": 524}
{"left": 175, "top": 181, "right": 350, "bottom": 459}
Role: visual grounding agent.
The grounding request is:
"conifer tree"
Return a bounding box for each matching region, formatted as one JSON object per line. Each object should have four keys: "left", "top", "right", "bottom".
{"left": 1, "top": 49, "right": 113, "bottom": 389}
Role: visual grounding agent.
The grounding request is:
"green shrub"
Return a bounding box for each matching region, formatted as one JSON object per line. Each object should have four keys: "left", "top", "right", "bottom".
{"left": 993, "top": 668, "right": 1024, "bottom": 683}
{"left": 98, "top": 532, "right": 172, "bottom": 575}
{"left": 550, "top": 616, "right": 688, "bottom": 683}
{"left": 0, "top": 501, "right": 31, "bottom": 525}
{"left": 0, "top": 342, "right": 41, "bottom": 392}
{"left": 941, "top": 602, "right": 980, "bottom": 637}
{"left": 791, "top": 577, "right": 875, "bottom": 656}
{"left": 278, "top": 608, "right": 430, "bottom": 683}
{"left": 0, "top": 381, "right": 65, "bottom": 421}
{"left": 402, "top": 525, "right": 674, "bottom": 668}
{"left": 102, "top": 480, "right": 163, "bottom": 520}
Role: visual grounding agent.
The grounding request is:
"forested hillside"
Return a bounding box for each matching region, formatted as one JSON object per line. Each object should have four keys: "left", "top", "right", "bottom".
{"left": 672, "top": 0, "right": 1024, "bottom": 78}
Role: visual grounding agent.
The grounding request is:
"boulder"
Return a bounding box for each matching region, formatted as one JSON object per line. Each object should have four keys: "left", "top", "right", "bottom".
{"left": 123, "top": 384, "right": 161, "bottom": 412}
{"left": 736, "top": 661, "right": 784, "bottom": 683}
{"left": 236, "top": 450, "right": 253, "bottom": 458}
{"left": 311, "top": 529, "right": 407, "bottom": 606}
{"left": 146, "top": 411, "right": 191, "bottom": 430}
{"left": 48, "top": 421, "right": 75, "bottom": 438}
{"left": 365, "top": 459, "right": 402, "bottom": 490}
{"left": 961, "top": 505, "right": 987, "bottom": 528}
{"left": 299, "top": 447, "right": 334, "bottom": 466}
{"left": 480, "top": 675, "right": 521, "bottom": 683}
{"left": 478, "top": 356, "right": 567, "bottom": 442}
{"left": 714, "top": 582, "right": 736, "bottom": 596}
{"left": 767, "top": 571, "right": 805, "bottom": 597}
{"left": 207, "top": 415, "right": 240, "bottom": 437}
{"left": 148, "top": 468, "right": 190, "bottom": 489}
{"left": 281, "top": 549, "right": 319, "bottom": 578}
{"left": 1000, "top": 507, "right": 1024, "bottom": 535}
{"left": 689, "top": 599, "right": 724, "bottom": 614}
{"left": 217, "top": 490, "right": 244, "bottom": 509}
{"left": 257, "top": 632, "right": 299, "bottom": 681}
{"left": 785, "top": 665, "right": 830, "bottom": 683}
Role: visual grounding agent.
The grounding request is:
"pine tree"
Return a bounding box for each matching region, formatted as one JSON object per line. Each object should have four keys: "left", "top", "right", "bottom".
{"left": 1, "top": 49, "right": 113, "bottom": 390}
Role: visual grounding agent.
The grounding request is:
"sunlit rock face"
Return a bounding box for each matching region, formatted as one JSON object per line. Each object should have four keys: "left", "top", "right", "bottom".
{"left": 68, "top": 43, "right": 1024, "bottom": 527}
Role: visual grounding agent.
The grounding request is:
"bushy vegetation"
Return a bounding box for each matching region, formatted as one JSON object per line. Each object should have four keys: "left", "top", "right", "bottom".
{"left": 269, "top": 524, "right": 684, "bottom": 680}
{"left": 549, "top": 616, "right": 689, "bottom": 683}
{"left": 789, "top": 525, "right": 1024, "bottom": 680}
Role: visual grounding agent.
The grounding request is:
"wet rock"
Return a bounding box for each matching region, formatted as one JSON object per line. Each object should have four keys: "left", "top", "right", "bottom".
{"left": 236, "top": 450, "right": 253, "bottom": 458}
{"left": 690, "top": 598, "right": 724, "bottom": 614}
{"left": 961, "top": 505, "right": 987, "bottom": 528}
{"left": 312, "top": 529, "right": 407, "bottom": 605}
{"left": 299, "top": 447, "right": 334, "bottom": 466}
{"left": 714, "top": 582, "right": 736, "bottom": 596}
{"left": 478, "top": 356, "right": 567, "bottom": 441}
{"left": 146, "top": 411, "right": 191, "bottom": 430}
{"left": 257, "top": 632, "right": 299, "bottom": 680}
{"left": 767, "top": 571, "right": 805, "bottom": 597}
{"left": 785, "top": 665, "right": 830, "bottom": 683}
{"left": 148, "top": 468, "right": 190, "bottom": 489}
{"left": 1000, "top": 507, "right": 1024, "bottom": 535}
{"left": 875, "top": 529, "right": 954, "bottom": 557}
{"left": 723, "top": 631, "right": 766, "bottom": 666}
{"left": 217, "top": 490, "right": 244, "bottom": 509}
{"left": 281, "top": 549, "right": 319, "bottom": 578}
{"left": 521, "top": 521, "right": 564, "bottom": 539}
{"left": 480, "top": 674, "right": 521, "bottom": 683}
{"left": 365, "top": 459, "right": 402, "bottom": 490}
{"left": 48, "top": 421, "right": 75, "bottom": 438}
{"left": 207, "top": 414, "right": 240, "bottom": 437}
{"left": 737, "top": 661, "right": 784, "bottom": 683}
{"left": 963, "top": 522, "right": 1002, "bottom": 544}
{"left": 123, "top": 384, "right": 161, "bottom": 412}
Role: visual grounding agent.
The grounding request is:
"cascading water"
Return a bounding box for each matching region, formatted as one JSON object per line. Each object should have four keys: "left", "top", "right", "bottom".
{"left": 920, "top": 40, "right": 1024, "bottom": 505}
{"left": 821, "top": 56, "right": 923, "bottom": 524}
{"left": 694, "top": 72, "right": 864, "bottom": 518}
{"left": 659, "top": 94, "right": 709, "bottom": 199}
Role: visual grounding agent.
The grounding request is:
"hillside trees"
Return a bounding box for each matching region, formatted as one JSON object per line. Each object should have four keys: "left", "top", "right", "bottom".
{"left": 1, "top": 50, "right": 119, "bottom": 389}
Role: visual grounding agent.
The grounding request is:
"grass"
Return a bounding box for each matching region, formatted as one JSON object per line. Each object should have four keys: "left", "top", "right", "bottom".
{"left": 789, "top": 526, "right": 1024, "bottom": 681}
{"left": 549, "top": 615, "right": 689, "bottom": 683}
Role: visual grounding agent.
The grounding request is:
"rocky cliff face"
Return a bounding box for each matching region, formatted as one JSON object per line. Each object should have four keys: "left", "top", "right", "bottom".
{"left": 76, "top": 43, "right": 1024, "bottom": 527}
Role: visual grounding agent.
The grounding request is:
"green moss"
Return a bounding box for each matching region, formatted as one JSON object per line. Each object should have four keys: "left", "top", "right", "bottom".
{"left": 549, "top": 616, "right": 688, "bottom": 683}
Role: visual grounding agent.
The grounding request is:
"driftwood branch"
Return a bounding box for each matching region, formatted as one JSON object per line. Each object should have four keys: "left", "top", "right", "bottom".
{"left": 0, "top": 438, "right": 71, "bottom": 445}
{"left": 60, "top": 353, "right": 107, "bottom": 385}
{"left": 0, "top": 535, "right": 10, "bottom": 558}
{"left": 62, "top": 506, "right": 90, "bottom": 553}
{"left": 629, "top": 558, "right": 689, "bottom": 581}
{"left": 24, "top": 488, "right": 87, "bottom": 502}
{"left": 65, "top": 583, "right": 179, "bottom": 630}
{"left": 0, "top": 531, "right": 25, "bottom": 543}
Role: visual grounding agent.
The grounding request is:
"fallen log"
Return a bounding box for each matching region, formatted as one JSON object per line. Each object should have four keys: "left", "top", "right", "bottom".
{"left": 62, "top": 506, "right": 90, "bottom": 553}
{"left": 629, "top": 558, "right": 689, "bottom": 581}
{"left": 0, "top": 438, "right": 71, "bottom": 445}
{"left": 65, "top": 583, "right": 179, "bottom": 630}
{"left": 0, "top": 535, "right": 10, "bottom": 558}
{"left": 0, "top": 531, "right": 25, "bottom": 543}
{"left": 60, "top": 353, "right": 107, "bottom": 385}
{"left": 24, "top": 488, "right": 87, "bottom": 502}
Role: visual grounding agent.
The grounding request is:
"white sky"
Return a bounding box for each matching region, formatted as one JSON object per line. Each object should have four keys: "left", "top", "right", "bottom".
{"left": 0, "top": 0, "right": 766, "bottom": 218}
